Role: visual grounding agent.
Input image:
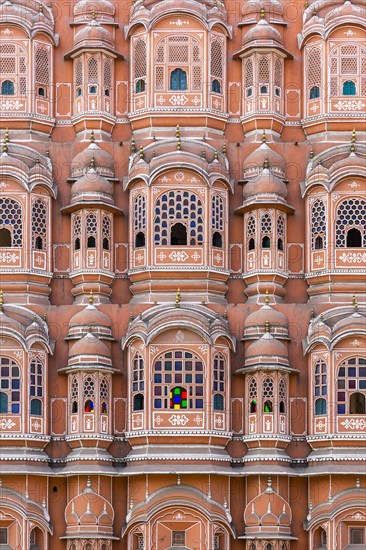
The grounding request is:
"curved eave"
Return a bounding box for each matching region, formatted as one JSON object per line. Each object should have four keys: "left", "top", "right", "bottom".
{"left": 0, "top": 18, "right": 56, "bottom": 45}
{"left": 235, "top": 199, "right": 295, "bottom": 215}
{"left": 233, "top": 42, "right": 293, "bottom": 60}
{"left": 236, "top": 364, "right": 297, "bottom": 375}
{"left": 61, "top": 201, "right": 123, "bottom": 216}
{"left": 64, "top": 46, "right": 123, "bottom": 61}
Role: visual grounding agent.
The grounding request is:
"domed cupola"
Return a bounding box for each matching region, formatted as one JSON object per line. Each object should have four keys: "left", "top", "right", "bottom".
{"left": 74, "top": 19, "right": 114, "bottom": 50}
{"left": 244, "top": 292, "right": 289, "bottom": 340}
{"left": 243, "top": 136, "right": 286, "bottom": 179}
{"left": 71, "top": 134, "right": 115, "bottom": 180}
{"left": 244, "top": 477, "right": 293, "bottom": 544}
{"left": 241, "top": 0, "right": 284, "bottom": 22}
{"left": 73, "top": 0, "right": 115, "bottom": 23}
{"left": 67, "top": 294, "right": 113, "bottom": 341}
{"left": 67, "top": 332, "right": 112, "bottom": 372}
{"left": 243, "top": 18, "right": 283, "bottom": 48}
{"left": 70, "top": 165, "right": 115, "bottom": 208}
{"left": 244, "top": 326, "right": 290, "bottom": 370}
{"left": 243, "top": 166, "right": 288, "bottom": 203}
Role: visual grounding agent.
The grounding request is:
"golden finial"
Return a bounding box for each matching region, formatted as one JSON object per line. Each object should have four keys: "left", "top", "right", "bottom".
{"left": 265, "top": 289, "right": 269, "bottom": 305}
{"left": 222, "top": 143, "right": 227, "bottom": 154}
{"left": 130, "top": 312, "right": 134, "bottom": 321}
{"left": 153, "top": 296, "right": 157, "bottom": 305}
{"left": 223, "top": 309, "right": 228, "bottom": 319}
{"left": 139, "top": 145, "right": 144, "bottom": 159}
{"left": 43, "top": 312, "right": 47, "bottom": 321}
{"left": 90, "top": 156, "right": 96, "bottom": 169}
{"left": 260, "top": 7, "right": 265, "bottom": 18}
{"left": 131, "top": 138, "right": 136, "bottom": 153}
{"left": 39, "top": 3, "right": 44, "bottom": 13}
{"left": 304, "top": 1, "right": 309, "bottom": 7}
{"left": 261, "top": 130, "right": 266, "bottom": 143}
{"left": 201, "top": 150, "right": 206, "bottom": 159}
{"left": 46, "top": 149, "right": 50, "bottom": 158}
{"left": 265, "top": 320, "right": 270, "bottom": 332}
{"left": 177, "top": 139, "right": 181, "bottom": 151}
{"left": 89, "top": 291, "right": 94, "bottom": 305}
{"left": 2, "top": 142, "right": 7, "bottom": 154}
{"left": 90, "top": 130, "right": 95, "bottom": 143}
{"left": 175, "top": 288, "right": 181, "bottom": 308}
{"left": 35, "top": 156, "right": 40, "bottom": 164}
{"left": 175, "top": 124, "right": 180, "bottom": 139}
{"left": 201, "top": 297, "right": 206, "bottom": 305}
{"left": 352, "top": 295, "right": 358, "bottom": 313}
{"left": 214, "top": 149, "right": 219, "bottom": 160}
{"left": 263, "top": 157, "right": 269, "bottom": 169}
{"left": 139, "top": 310, "right": 142, "bottom": 319}
{"left": 309, "top": 148, "right": 314, "bottom": 159}
{"left": 0, "top": 290, "right": 3, "bottom": 311}
{"left": 4, "top": 128, "right": 9, "bottom": 143}
{"left": 350, "top": 128, "right": 356, "bottom": 152}
{"left": 312, "top": 8, "right": 317, "bottom": 16}
{"left": 91, "top": 10, "right": 97, "bottom": 20}
{"left": 310, "top": 309, "right": 315, "bottom": 320}
{"left": 34, "top": 312, "right": 37, "bottom": 322}
{"left": 320, "top": 312, "right": 324, "bottom": 322}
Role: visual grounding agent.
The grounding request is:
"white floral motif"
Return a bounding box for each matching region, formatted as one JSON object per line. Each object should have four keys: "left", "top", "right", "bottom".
{"left": 339, "top": 252, "right": 366, "bottom": 263}
{"left": 344, "top": 30, "right": 356, "bottom": 36}
{"left": 341, "top": 418, "right": 366, "bottom": 430}
{"left": 0, "top": 252, "right": 19, "bottom": 263}
{"left": 150, "top": 346, "right": 159, "bottom": 354}
{"left": 174, "top": 172, "right": 184, "bottom": 182}
{"left": 169, "top": 414, "right": 189, "bottom": 426}
{"left": 1, "top": 28, "right": 13, "bottom": 35}
{"left": 351, "top": 339, "right": 361, "bottom": 347}
{"left": 348, "top": 181, "right": 360, "bottom": 190}
{"left": 334, "top": 100, "right": 365, "bottom": 111}
{"left": 169, "top": 95, "right": 188, "bottom": 106}
{"left": 0, "top": 182, "right": 9, "bottom": 190}
{"left": 193, "top": 415, "right": 203, "bottom": 425}
{"left": 173, "top": 512, "right": 186, "bottom": 520}
{"left": 198, "top": 345, "right": 208, "bottom": 354}
{"left": 169, "top": 251, "right": 189, "bottom": 262}
{"left": 155, "top": 415, "right": 163, "bottom": 425}
{"left": 175, "top": 330, "right": 185, "bottom": 343}
{"left": 352, "top": 513, "right": 365, "bottom": 520}
{"left": 157, "top": 251, "right": 167, "bottom": 261}
{"left": 0, "top": 419, "right": 16, "bottom": 430}
{"left": 169, "top": 19, "right": 189, "bottom": 26}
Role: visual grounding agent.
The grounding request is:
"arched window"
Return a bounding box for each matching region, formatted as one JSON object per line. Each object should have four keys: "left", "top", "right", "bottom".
{"left": 134, "top": 38, "right": 147, "bottom": 94}
{"left": 212, "top": 232, "right": 223, "bottom": 248}
{"left": 135, "top": 79, "right": 145, "bottom": 93}
{"left": 279, "top": 378, "right": 286, "bottom": 414}
{"left": 277, "top": 238, "right": 283, "bottom": 251}
{"left": 262, "top": 377, "right": 274, "bottom": 413}
{"left": 210, "top": 37, "right": 223, "bottom": 95}
{"left": 213, "top": 353, "right": 225, "bottom": 411}
{"left": 343, "top": 80, "right": 356, "bottom": 95}
{"left": 35, "top": 45, "right": 49, "bottom": 97}
{"left": 260, "top": 85, "right": 268, "bottom": 94}
{"left": 336, "top": 198, "right": 366, "bottom": 248}
{"left": 277, "top": 214, "right": 285, "bottom": 251}
{"left": 0, "top": 228, "right": 11, "bottom": 247}
{"left": 170, "top": 68, "right": 187, "bottom": 90}
{"left": 154, "top": 190, "right": 204, "bottom": 246}
{"left": 30, "top": 398, "right": 42, "bottom": 416}
{"left": 153, "top": 350, "right": 204, "bottom": 410}
{"left": 132, "top": 353, "right": 144, "bottom": 411}
{"left": 249, "top": 377, "right": 257, "bottom": 413}
{"left": 0, "top": 357, "right": 21, "bottom": 414}
{"left": 0, "top": 392, "right": 8, "bottom": 414}
{"left": 103, "top": 58, "right": 112, "bottom": 98}
{"left": 337, "top": 357, "right": 366, "bottom": 414}
{"left": 310, "top": 86, "right": 320, "bottom": 99}
{"left": 274, "top": 57, "right": 282, "bottom": 94}
{"left": 1, "top": 80, "right": 14, "bottom": 95}
{"left": 89, "top": 85, "right": 97, "bottom": 94}
{"left": 83, "top": 376, "right": 95, "bottom": 413}
{"left": 265, "top": 544, "right": 273, "bottom": 550}
{"left": 100, "top": 377, "right": 109, "bottom": 414}
{"left": 75, "top": 58, "right": 83, "bottom": 97}
{"left": 71, "top": 376, "right": 78, "bottom": 414}
{"left": 261, "top": 213, "right": 272, "bottom": 248}
{"left": 346, "top": 227, "right": 362, "bottom": 247}
{"left": 88, "top": 57, "right": 98, "bottom": 86}
{"left": 311, "top": 199, "right": 326, "bottom": 250}
{"left": 315, "top": 398, "right": 327, "bottom": 416}
{"left": 74, "top": 238, "right": 80, "bottom": 250}
{"left": 212, "top": 79, "right": 221, "bottom": 93}
{"left": 135, "top": 232, "right": 145, "bottom": 248}
{"left": 0, "top": 197, "right": 23, "bottom": 247}
{"left": 330, "top": 44, "right": 366, "bottom": 96}
{"left": 102, "top": 214, "right": 111, "bottom": 252}
{"left": 86, "top": 212, "right": 97, "bottom": 248}
{"left": 170, "top": 223, "right": 187, "bottom": 245}
{"left": 32, "top": 198, "right": 47, "bottom": 251}
{"left": 247, "top": 215, "right": 256, "bottom": 250}
{"left": 248, "top": 238, "right": 255, "bottom": 251}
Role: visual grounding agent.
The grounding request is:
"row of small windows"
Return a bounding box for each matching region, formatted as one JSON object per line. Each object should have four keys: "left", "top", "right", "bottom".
{"left": 0, "top": 80, "right": 47, "bottom": 97}
{"left": 70, "top": 375, "right": 109, "bottom": 416}
{"left": 134, "top": 71, "right": 222, "bottom": 94}
{"left": 0, "top": 356, "right": 43, "bottom": 416}
{"left": 309, "top": 80, "right": 358, "bottom": 99}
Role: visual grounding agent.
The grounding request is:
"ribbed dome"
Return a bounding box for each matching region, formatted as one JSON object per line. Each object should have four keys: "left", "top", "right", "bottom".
{"left": 71, "top": 142, "right": 115, "bottom": 178}
{"left": 243, "top": 18, "right": 282, "bottom": 45}
{"left": 69, "top": 332, "right": 110, "bottom": 357}
{"left": 74, "top": 21, "right": 114, "bottom": 48}
{"left": 244, "top": 142, "right": 285, "bottom": 177}
{"left": 245, "top": 305, "right": 288, "bottom": 329}
{"left": 65, "top": 481, "right": 114, "bottom": 534}
{"left": 244, "top": 168, "right": 287, "bottom": 199}
{"left": 74, "top": 0, "right": 115, "bottom": 18}
{"left": 246, "top": 332, "right": 288, "bottom": 361}
{"left": 69, "top": 304, "right": 111, "bottom": 329}
{"left": 335, "top": 311, "right": 366, "bottom": 332}
{"left": 71, "top": 169, "right": 113, "bottom": 199}
{"left": 245, "top": 483, "right": 291, "bottom": 527}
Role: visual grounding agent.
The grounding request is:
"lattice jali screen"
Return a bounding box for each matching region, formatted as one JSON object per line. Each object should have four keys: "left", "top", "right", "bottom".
{"left": 32, "top": 198, "right": 47, "bottom": 249}
{"left": 75, "top": 59, "right": 83, "bottom": 87}
{"left": 274, "top": 57, "right": 282, "bottom": 88}
{"left": 211, "top": 194, "right": 224, "bottom": 231}
{"left": 86, "top": 212, "right": 98, "bottom": 238}
{"left": 329, "top": 43, "right": 366, "bottom": 96}
{"left": 335, "top": 198, "right": 366, "bottom": 247}
{"left": 210, "top": 38, "right": 223, "bottom": 80}
{"left": 0, "top": 197, "right": 23, "bottom": 247}
{"left": 307, "top": 47, "right": 321, "bottom": 90}
{"left": 258, "top": 56, "right": 270, "bottom": 83}
{"left": 311, "top": 199, "right": 326, "bottom": 249}
{"left": 0, "top": 42, "right": 28, "bottom": 96}
{"left": 102, "top": 214, "right": 111, "bottom": 243}
{"left": 134, "top": 194, "right": 146, "bottom": 232}
{"left": 245, "top": 59, "right": 254, "bottom": 88}
{"left": 277, "top": 214, "right": 285, "bottom": 238}
{"left": 134, "top": 38, "right": 147, "bottom": 80}
{"left": 35, "top": 45, "right": 50, "bottom": 85}
{"left": 83, "top": 375, "right": 95, "bottom": 399}
{"left": 247, "top": 215, "right": 256, "bottom": 238}
{"left": 262, "top": 377, "right": 274, "bottom": 399}
{"left": 279, "top": 378, "right": 287, "bottom": 401}
{"left": 103, "top": 59, "right": 112, "bottom": 91}
{"left": 261, "top": 212, "right": 273, "bottom": 235}
{"left": 88, "top": 57, "right": 99, "bottom": 84}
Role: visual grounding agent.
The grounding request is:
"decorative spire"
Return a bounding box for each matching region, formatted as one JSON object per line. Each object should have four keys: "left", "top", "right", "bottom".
{"left": 352, "top": 295, "right": 358, "bottom": 313}
{"left": 4, "top": 128, "right": 9, "bottom": 143}
{"left": 265, "top": 319, "right": 270, "bottom": 333}
{"left": 261, "top": 130, "right": 266, "bottom": 144}
{"left": 0, "top": 290, "right": 3, "bottom": 312}
{"left": 2, "top": 142, "right": 8, "bottom": 154}
{"left": 91, "top": 10, "right": 97, "bottom": 20}
{"left": 175, "top": 124, "right": 180, "bottom": 139}
{"left": 131, "top": 137, "right": 136, "bottom": 154}
{"left": 222, "top": 142, "right": 227, "bottom": 154}
{"left": 350, "top": 128, "right": 356, "bottom": 153}
{"left": 43, "top": 312, "right": 47, "bottom": 321}
{"left": 309, "top": 148, "right": 314, "bottom": 159}
{"left": 39, "top": 3, "right": 44, "bottom": 13}
{"left": 201, "top": 150, "right": 206, "bottom": 159}
{"left": 260, "top": 7, "right": 265, "bottom": 18}
{"left": 153, "top": 296, "right": 157, "bottom": 305}
{"left": 89, "top": 156, "right": 96, "bottom": 170}
{"left": 177, "top": 138, "right": 181, "bottom": 151}
{"left": 214, "top": 149, "right": 219, "bottom": 161}
{"left": 201, "top": 296, "right": 206, "bottom": 305}
{"left": 175, "top": 288, "right": 181, "bottom": 308}
{"left": 265, "top": 289, "right": 269, "bottom": 305}
{"left": 35, "top": 156, "right": 40, "bottom": 164}
{"left": 89, "top": 291, "right": 94, "bottom": 305}
{"left": 90, "top": 130, "right": 95, "bottom": 143}
{"left": 263, "top": 157, "right": 269, "bottom": 169}
{"left": 139, "top": 145, "right": 144, "bottom": 159}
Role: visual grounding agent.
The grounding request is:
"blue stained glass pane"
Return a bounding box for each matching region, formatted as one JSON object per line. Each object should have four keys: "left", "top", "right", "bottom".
{"left": 30, "top": 387, "right": 35, "bottom": 396}
{"left": 195, "top": 374, "right": 203, "bottom": 384}
{"left": 154, "top": 399, "right": 162, "bottom": 408}
{"left": 12, "top": 403, "right": 20, "bottom": 414}
{"left": 196, "top": 386, "right": 203, "bottom": 396}
{"left": 321, "top": 387, "right": 327, "bottom": 395}
{"left": 359, "top": 380, "right": 366, "bottom": 389}
{"left": 11, "top": 380, "right": 20, "bottom": 389}
{"left": 175, "top": 361, "right": 182, "bottom": 370}
{"left": 196, "top": 399, "right": 203, "bottom": 409}
{"left": 185, "top": 374, "right": 192, "bottom": 383}
{"left": 174, "top": 395, "right": 181, "bottom": 403}
{"left": 337, "top": 404, "right": 345, "bottom": 414}
{"left": 165, "top": 374, "right": 172, "bottom": 383}
{"left": 154, "top": 386, "right": 162, "bottom": 396}
{"left": 348, "top": 367, "right": 356, "bottom": 377}
{"left": 154, "top": 374, "right": 162, "bottom": 383}
{"left": 359, "top": 367, "right": 366, "bottom": 377}
{"left": 315, "top": 387, "right": 320, "bottom": 396}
